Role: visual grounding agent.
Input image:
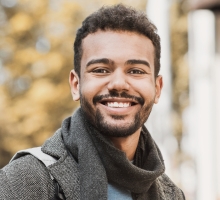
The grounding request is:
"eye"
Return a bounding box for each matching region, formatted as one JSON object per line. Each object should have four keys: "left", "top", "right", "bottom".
{"left": 128, "top": 69, "right": 146, "bottom": 74}
{"left": 92, "top": 68, "right": 110, "bottom": 74}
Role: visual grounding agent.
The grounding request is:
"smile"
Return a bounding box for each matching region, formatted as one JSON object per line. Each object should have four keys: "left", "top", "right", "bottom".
{"left": 105, "top": 102, "right": 131, "bottom": 108}
{"left": 99, "top": 97, "right": 138, "bottom": 108}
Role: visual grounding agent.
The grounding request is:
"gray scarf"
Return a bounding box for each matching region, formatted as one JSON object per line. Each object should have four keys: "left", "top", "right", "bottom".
{"left": 62, "top": 108, "right": 165, "bottom": 200}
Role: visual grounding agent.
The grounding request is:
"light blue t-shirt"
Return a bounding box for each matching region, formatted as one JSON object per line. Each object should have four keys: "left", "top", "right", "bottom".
{"left": 107, "top": 182, "right": 133, "bottom": 200}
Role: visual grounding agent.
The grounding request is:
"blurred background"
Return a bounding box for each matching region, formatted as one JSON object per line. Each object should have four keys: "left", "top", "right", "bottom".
{"left": 0, "top": 0, "right": 219, "bottom": 199}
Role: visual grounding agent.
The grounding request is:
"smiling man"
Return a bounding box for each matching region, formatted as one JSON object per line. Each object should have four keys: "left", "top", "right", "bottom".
{"left": 0, "top": 4, "right": 185, "bottom": 200}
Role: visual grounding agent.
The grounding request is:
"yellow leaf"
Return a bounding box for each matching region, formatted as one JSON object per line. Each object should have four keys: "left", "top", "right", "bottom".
{"left": 10, "top": 13, "right": 33, "bottom": 33}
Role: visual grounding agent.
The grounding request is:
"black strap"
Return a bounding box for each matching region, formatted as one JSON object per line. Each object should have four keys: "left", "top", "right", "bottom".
{"left": 54, "top": 180, "right": 66, "bottom": 200}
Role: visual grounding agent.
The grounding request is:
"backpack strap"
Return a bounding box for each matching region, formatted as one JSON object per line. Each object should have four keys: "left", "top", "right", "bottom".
{"left": 10, "top": 147, "right": 65, "bottom": 200}
{"left": 10, "top": 147, "right": 56, "bottom": 166}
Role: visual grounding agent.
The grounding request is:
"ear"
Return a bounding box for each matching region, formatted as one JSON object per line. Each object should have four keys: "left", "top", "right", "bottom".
{"left": 154, "top": 75, "right": 163, "bottom": 104}
{"left": 69, "top": 69, "right": 80, "bottom": 101}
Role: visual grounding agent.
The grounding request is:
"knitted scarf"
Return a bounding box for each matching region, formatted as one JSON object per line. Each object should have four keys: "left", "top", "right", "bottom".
{"left": 62, "top": 108, "right": 165, "bottom": 200}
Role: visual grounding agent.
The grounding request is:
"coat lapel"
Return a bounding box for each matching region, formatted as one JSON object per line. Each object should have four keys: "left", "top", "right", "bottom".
{"left": 42, "top": 130, "right": 80, "bottom": 200}
{"left": 48, "top": 151, "right": 80, "bottom": 200}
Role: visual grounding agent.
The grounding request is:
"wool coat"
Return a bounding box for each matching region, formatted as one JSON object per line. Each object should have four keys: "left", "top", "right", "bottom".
{"left": 0, "top": 110, "right": 185, "bottom": 200}
{"left": 0, "top": 132, "right": 185, "bottom": 200}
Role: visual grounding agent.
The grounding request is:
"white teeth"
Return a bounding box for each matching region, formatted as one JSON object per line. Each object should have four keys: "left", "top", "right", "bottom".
{"left": 119, "top": 102, "right": 123, "bottom": 107}
{"left": 106, "top": 102, "right": 131, "bottom": 108}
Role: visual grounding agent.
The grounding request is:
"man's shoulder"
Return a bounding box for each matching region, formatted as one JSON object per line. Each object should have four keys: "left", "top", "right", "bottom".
{"left": 0, "top": 154, "right": 56, "bottom": 200}
{"left": 3, "top": 153, "right": 53, "bottom": 176}
{"left": 0, "top": 127, "right": 81, "bottom": 200}
{"left": 157, "top": 173, "right": 185, "bottom": 200}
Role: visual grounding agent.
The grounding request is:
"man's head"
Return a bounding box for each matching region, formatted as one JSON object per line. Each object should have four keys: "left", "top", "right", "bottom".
{"left": 70, "top": 4, "right": 163, "bottom": 138}
{"left": 74, "top": 4, "right": 161, "bottom": 78}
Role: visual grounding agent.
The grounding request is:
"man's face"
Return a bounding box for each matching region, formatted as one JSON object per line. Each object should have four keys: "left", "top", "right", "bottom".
{"left": 70, "top": 30, "right": 163, "bottom": 137}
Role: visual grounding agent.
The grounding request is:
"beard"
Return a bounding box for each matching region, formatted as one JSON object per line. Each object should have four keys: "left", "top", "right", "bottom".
{"left": 80, "top": 91, "right": 154, "bottom": 137}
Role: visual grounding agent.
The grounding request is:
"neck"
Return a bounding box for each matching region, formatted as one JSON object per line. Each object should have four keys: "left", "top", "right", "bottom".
{"left": 109, "top": 128, "right": 141, "bottom": 161}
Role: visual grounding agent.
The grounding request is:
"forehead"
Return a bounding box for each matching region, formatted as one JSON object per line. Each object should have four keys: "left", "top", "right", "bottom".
{"left": 81, "top": 30, "right": 155, "bottom": 69}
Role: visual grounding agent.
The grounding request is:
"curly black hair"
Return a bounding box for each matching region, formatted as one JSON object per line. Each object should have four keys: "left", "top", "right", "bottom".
{"left": 74, "top": 4, "right": 161, "bottom": 78}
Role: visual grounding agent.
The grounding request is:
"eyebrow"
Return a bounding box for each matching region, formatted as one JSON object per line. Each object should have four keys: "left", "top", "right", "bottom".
{"left": 86, "top": 58, "right": 150, "bottom": 68}
{"left": 86, "top": 58, "right": 113, "bottom": 67}
{"left": 125, "top": 59, "right": 150, "bottom": 68}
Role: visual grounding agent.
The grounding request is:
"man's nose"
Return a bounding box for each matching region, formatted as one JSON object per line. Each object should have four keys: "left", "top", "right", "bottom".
{"left": 107, "top": 70, "right": 130, "bottom": 92}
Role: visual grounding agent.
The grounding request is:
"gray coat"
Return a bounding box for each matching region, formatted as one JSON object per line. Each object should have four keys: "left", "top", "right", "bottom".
{"left": 0, "top": 131, "right": 184, "bottom": 200}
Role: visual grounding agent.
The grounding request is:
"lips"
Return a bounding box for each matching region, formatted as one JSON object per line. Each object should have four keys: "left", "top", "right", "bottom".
{"left": 93, "top": 92, "right": 144, "bottom": 106}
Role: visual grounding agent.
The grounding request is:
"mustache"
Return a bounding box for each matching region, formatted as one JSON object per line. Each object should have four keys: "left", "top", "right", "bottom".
{"left": 93, "top": 91, "right": 144, "bottom": 105}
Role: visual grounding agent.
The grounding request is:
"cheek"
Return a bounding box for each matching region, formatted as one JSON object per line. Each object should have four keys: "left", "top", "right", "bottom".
{"left": 129, "top": 80, "right": 156, "bottom": 99}
{"left": 80, "top": 85, "right": 93, "bottom": 103}
{"left": 81, "top": 76, "right": 109, "bottom": 94}
{"left": 80, "top": 77, "right": 104, "bottom": 103}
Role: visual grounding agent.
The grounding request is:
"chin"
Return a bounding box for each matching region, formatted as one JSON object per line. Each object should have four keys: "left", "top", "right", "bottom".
{"left": 94, "top": 109, "right": 141, "bottom": 137}
{"left": 98, "top": 125, "right": 137, "bottom": 137}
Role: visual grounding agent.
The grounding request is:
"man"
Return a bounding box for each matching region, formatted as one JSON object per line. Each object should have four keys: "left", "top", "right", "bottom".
{"left": 0, "top": 4, "right": 185, "bottom": 200}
